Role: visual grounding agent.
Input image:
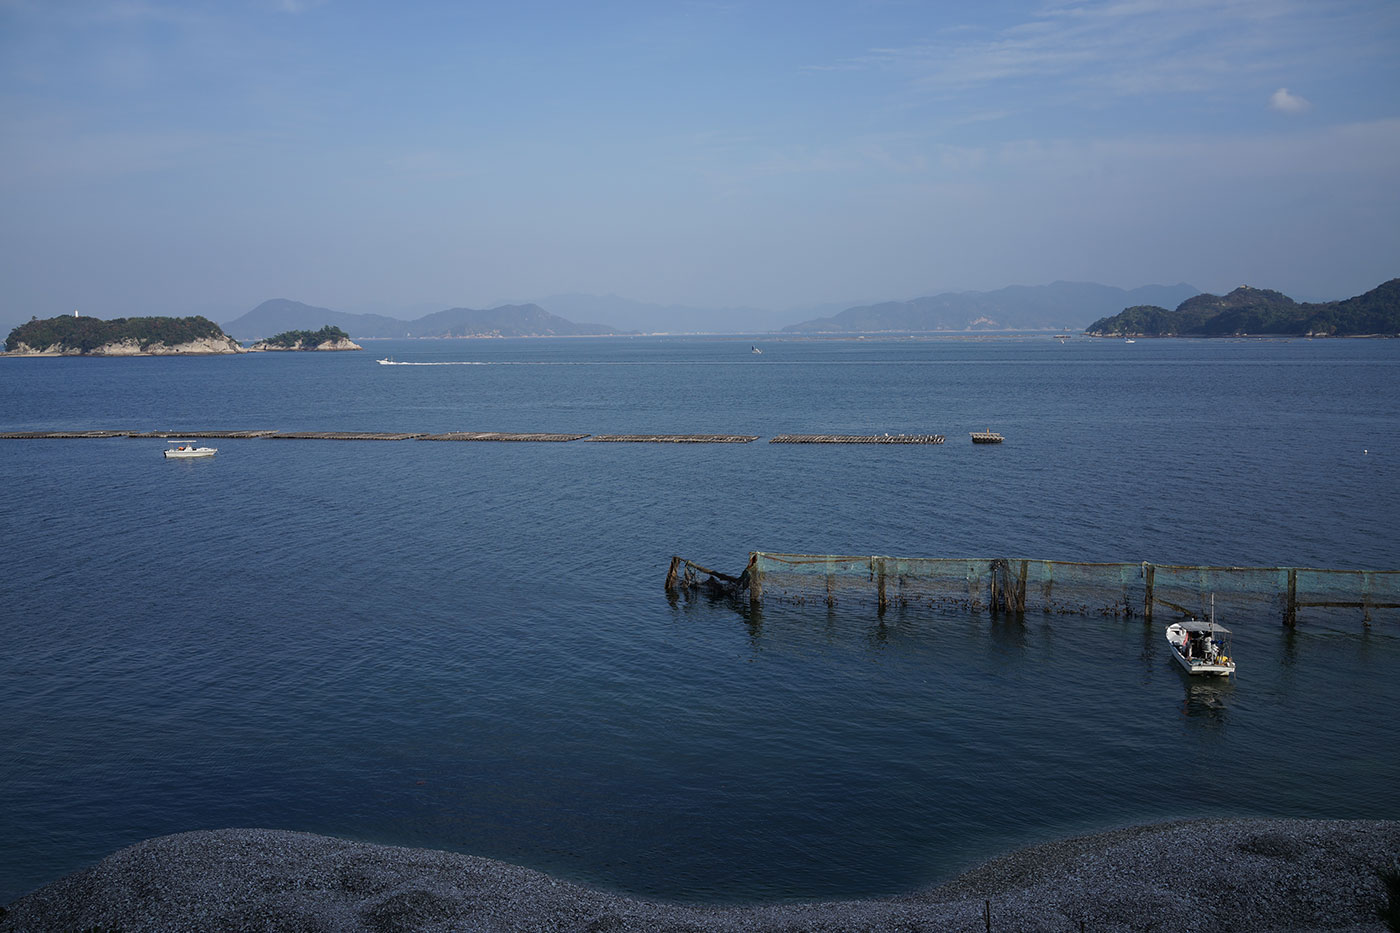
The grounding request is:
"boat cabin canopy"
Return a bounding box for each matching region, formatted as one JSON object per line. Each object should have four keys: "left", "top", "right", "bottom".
{"left": 1177, "top": 620, "right": 1231, "bottom": 635}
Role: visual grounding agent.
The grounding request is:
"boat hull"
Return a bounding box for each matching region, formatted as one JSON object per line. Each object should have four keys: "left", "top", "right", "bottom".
{"left": 164, "top": 448, "right": 216, "bottom": 459}
{"left": 1169, "top": 648, "right": 1235, "bottom": 676}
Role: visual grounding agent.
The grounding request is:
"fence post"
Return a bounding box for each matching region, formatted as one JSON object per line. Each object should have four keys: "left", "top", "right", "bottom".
{"left": 1285, "top": 568, "right": 1297, "bottom": 627}
{"left": 876, "top": 558, "right": 888, "bottom": 615}
{"left": 748, "top": 553, "right": 763, "bottom": 610}
{"left": 1363, "top": 571, "right": 1373, "bottom": 628}
{"left": 1143, "top": 562, "right": 1155, "bottom": 622}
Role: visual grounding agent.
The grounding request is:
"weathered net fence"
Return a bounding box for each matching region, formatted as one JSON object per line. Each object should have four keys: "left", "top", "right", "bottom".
{"left": 1143, "top": 564, "right": 1399, "bottom": 626}
{"left": 667, "top": 553, "right": 1400, "bottom": 627}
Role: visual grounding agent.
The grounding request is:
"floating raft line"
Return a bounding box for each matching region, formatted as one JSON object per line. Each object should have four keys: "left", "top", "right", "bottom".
{"left": 770, "top": 434, "right": 945, "bottom": 444}
{"left": 0, "top": 430, "right": 129, "bottom": 439}
{"left": 419, "top": 432, "right": 590, "bottom": 442}
{"left": 265, "top": 431, "right": 427, "bottom": 441}
{"left": 587, "top": 434, "right": 759, "bottom": 443}
{"left": 2, "top": 430, "right": 966, "bottom": 445}
{"left": 128, "top": 430, "right": 280, "bottom": 439}
{"left": 970, "top": 431, "right": 1004, "bottom": 444}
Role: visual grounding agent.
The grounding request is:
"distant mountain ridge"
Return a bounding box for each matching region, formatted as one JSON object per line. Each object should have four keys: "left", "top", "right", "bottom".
{"left": 229, "top": 283, "right": 1201, "bottom": 339}
{"left": 1085, "top": 278, "right": 1400, "bottom": 336}
{"left": 508, "top": 293, "right": 837, "bottom": 334}
{"left": 782, "top": 282, "right": 1201, "bottom": 333}
{"left": 223, "top": 300, "right": 627, "bottom": 340}
{"left": 224, "top": 300, "right": 404, "bottom": 339}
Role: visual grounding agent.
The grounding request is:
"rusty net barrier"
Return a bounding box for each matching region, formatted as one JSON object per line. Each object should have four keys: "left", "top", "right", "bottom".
{"left": 712, "top": 553, "right": 1400, "bottom": 627}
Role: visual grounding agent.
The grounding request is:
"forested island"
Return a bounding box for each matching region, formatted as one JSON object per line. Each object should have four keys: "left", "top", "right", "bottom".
{"left": 1085, "top": 278, "right": 1400, "bottom": 337}
{"left": 248, "top": 325, "right": 362, "bottom": 351}
{"left": 3, "top": 315, "right": 245, "bottom": 355}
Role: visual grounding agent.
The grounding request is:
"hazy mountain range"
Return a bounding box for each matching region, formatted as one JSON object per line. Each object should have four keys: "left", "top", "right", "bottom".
{"left": 223, "top": 282, "right": 1204, "bottom": 339}
{"left": 491, "top": 293, "right": 850, "bottom": 335}
{"left": 222, "top": 300, "right": 623, "bottom": 340}
{"left": 783, "top": 282, "right": 1200, "bottom": 333}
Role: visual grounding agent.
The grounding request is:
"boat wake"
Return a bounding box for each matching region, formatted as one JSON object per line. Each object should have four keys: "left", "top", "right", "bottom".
{"left": 376, "top": 359, "right": 949, "bottom": 367}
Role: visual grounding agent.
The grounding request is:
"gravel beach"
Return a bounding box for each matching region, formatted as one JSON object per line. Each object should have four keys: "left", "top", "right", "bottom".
{"left": 2, "top": 818, "right": 1396, "bottom": 932}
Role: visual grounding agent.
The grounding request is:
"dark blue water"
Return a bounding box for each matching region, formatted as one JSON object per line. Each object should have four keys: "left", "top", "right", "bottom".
{"left": 2, "top": 336, "right": 1398, "bottom": 905}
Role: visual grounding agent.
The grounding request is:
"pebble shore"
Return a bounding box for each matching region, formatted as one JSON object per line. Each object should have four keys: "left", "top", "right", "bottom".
{"left": 2, "top": 818, "right": 1396, "bottom": 932}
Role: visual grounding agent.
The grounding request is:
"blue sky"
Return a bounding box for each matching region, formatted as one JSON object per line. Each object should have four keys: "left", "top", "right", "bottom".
{"left": 2, "top": 0, "right": 1397, "bottom": 327}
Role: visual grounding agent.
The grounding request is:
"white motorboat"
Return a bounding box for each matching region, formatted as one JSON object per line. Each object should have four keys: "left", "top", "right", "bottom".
{"left": 163, "top": 441, "right": 217, "bottom": 459}
{"left": 377, "top": 357, "right": 399, "bottom": 365}
{"left": 1165, "top": 614, "right": 1235, "bottom": 676}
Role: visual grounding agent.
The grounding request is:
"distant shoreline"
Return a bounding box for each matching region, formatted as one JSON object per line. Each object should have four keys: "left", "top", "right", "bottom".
{"left": 1083, "top": 332, "right": 1397, "bottom": 339}
{"left": 4, "top": 330, "right": 1398, "bottom": 358}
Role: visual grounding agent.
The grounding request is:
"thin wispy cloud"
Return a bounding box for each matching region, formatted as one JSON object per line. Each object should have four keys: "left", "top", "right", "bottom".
{"left": 4, "top": 0, "right": 206, "bottom": 26}
{"left": 718, "top": 117, "right": 1400, "bottom": 189}
{"left": 841, "top": 0, "right": 1393, "bottom": 107}
{"left": 0, "top": 116, "right": 225, "bottom": 183}
{"left": 1269, "top": 87, "right": 1311, "bottom": 113}
{"left": 274, "top": 0, "right": 327, "bottom": 13}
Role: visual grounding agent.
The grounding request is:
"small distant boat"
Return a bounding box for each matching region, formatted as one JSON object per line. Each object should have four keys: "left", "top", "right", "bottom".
{"left": 164, "top": 441, "right": 216, "bottom": 459}
{"left": 1124, "top": 338, "right": 1136, "bottom": 344}
{"left": 751, "top": 346, "right": 762, "bottom": 354}
{"left": 1165, "top": 606, "right": 1235, "bottom": 676}
{"left": 377, "top": 357, "right": 400, "bottom": 365}
{"left": 970, "top": 429, "right": 1004, "bottom": 444}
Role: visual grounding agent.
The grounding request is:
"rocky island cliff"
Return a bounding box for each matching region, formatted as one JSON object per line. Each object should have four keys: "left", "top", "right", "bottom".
{"left": 3, "top": 315, "right": 245, "bottom": 356}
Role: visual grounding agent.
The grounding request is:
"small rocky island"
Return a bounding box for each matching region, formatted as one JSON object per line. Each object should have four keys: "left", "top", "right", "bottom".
{"left": 248, "top": 324, "right": 362, "bottom": 351}
{"left": 3, "top": 315, "right": 245, "bottom": 356}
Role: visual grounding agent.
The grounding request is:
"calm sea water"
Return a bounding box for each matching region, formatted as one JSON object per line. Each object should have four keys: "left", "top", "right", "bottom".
{"left": 1, "top": 335, "right": 1398, "bottom": 904}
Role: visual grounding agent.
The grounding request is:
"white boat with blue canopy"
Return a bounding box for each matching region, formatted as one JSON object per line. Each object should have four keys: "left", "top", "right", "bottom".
{"left": 1165, "top": 616, "right": 1235, "bottom": 676}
